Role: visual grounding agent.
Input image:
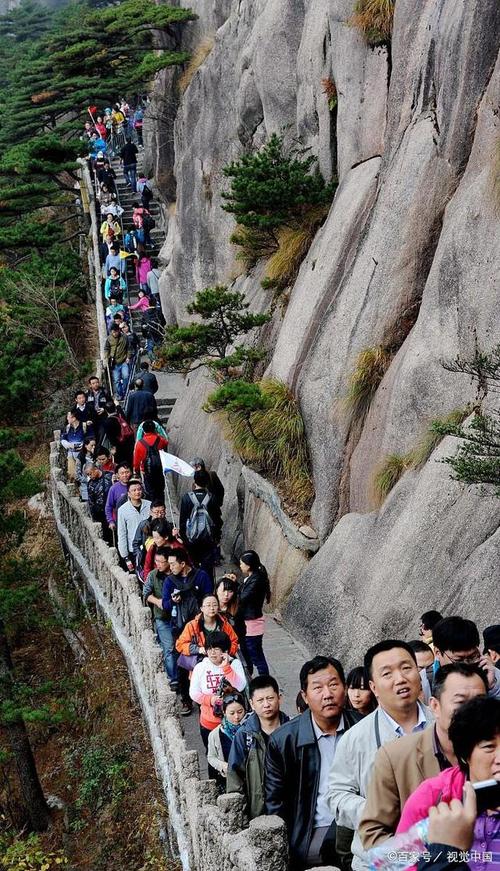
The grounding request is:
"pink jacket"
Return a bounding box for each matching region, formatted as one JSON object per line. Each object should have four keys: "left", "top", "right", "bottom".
{"left": 129, "top": 295, "right": 150, "bottom": 311}
{"left": 136, "top": 257, "right": 152, "bottom": 284}
{"left": 397, "top": 765, "right": 466, "bottom": 833}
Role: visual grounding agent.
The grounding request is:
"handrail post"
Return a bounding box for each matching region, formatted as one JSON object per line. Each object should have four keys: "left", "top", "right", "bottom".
{"left": 79, "top": 158, "right": 107, "bottom": 362}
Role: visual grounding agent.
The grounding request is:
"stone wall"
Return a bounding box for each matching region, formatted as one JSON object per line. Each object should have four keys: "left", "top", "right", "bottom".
{"left": 49, "top": 435, "right": 290, "bottom": 871}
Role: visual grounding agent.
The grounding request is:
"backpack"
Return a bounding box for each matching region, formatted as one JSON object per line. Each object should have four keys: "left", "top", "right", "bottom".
{"left": 124, "top": 231, "right": 135, "bottom": 252}
{"left": 185, "top": 492, "right": 215, "bottom": 544}
{"left": 171, "top": 573, "right": 201, "bottom": 635}
{"left": 116, "top": 412, "right": 133, "bottom": 443}
{"left": 143, "top": 213, "right": 155, "bottom": 230}
{"left": 141, "top": 436, "right": 163, "bottom": 482}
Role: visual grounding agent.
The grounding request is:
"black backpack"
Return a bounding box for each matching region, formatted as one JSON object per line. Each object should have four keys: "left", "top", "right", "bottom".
{"left": 185, "top": 492, "right": 215, "bottom": 544}
{"left": 143, "top": 213, "right": 155, "bottom": 230}
{"left": 140, "top": 436, "right": 163, "bottom": 483}
{"left": 171, "top": 573, "right": 201, "bottom": 634}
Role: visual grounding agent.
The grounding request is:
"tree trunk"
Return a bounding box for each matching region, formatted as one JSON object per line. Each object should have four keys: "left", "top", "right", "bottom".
{"left": 0, "top": 620, "right": 50, "bottom": 831}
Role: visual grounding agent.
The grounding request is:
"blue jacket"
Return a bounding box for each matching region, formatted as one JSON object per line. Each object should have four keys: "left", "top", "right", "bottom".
{"left": 161, "top": 569, "right": 213, "bottom": 623}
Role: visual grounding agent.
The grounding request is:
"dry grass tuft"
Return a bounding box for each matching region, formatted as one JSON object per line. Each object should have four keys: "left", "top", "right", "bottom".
{"left": 373, "top": 408, "right": 471, "bottom": 506}
{"left": 261, "top": 205, "right": 329, "bottom": 292}
{"left": 343, "top": 346, "right": 392, "bottom": 425}
{"left": 178, "top": 36, "right": 215, "bottom": 94}
{"left": 351, "top": 0, "right": 395, "bottom": 45}
{"left": 226, "top": 379, "right": 314, "bottom": 510}
{"left": 372, "top": 452, "right": 412, "bottom": 505}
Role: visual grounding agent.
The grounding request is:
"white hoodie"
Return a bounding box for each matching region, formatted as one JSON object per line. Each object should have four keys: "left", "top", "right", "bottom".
{"left": 189, "top": 657, "right": 246, "bottom": 729}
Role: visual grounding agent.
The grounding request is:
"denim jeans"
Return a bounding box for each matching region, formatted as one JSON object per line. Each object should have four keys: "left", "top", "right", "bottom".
{"left": 240, "top": 634, "right": 269, "bottom": 676}
{"left": 155, "top": 618, "right": 177, "bottom": 682}
{"left": 123, "top": 163, "right": 137, "bottom": 191}
{"left": 111, "top": 361, "right": 129, "bottom": 399}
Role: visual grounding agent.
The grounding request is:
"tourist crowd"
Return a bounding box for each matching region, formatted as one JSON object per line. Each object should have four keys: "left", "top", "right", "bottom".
{"left": 63, "top": 103, "right": 500, "bottom": 871}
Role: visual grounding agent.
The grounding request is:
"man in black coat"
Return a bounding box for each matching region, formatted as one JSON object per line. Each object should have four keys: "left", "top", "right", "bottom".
{"left": 138, "top": 361, "right": 159, "bottom": 395}
{"left": 86, "top": 462, "right": 113, "bottom": 543}
{"left": 190, "top": 456, "right": 224, "bottom": 508}
{"left": 178, "top": 470, "right": 222, "bottom": 577}
{"left": 125, "top": 378, "right": 158, "bottom": 434}
{"left": 265, "top": 656, "right": 362, "bottom": 871}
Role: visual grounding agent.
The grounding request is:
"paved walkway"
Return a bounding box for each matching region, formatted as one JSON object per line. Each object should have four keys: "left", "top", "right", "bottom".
{"left": 182, "top": 611, "right": 309, "bottom": 777}
{"left": 111, "top": 160, "right": 311, "bottom": 775}
{"left": 159, "top": 437, "right": 310, "bottom": 775}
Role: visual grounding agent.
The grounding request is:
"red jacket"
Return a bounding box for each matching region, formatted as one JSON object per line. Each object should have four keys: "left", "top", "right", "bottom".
{"left": 133, "top": 433, "right": 168, "bottom": 474}
{"left": 143, "top": 538, "right": 185, "bottom": 577}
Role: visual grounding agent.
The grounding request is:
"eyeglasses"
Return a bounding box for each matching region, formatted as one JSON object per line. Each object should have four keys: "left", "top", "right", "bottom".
{"left": 444, "top": 649, "right": 481, "bottom": 665}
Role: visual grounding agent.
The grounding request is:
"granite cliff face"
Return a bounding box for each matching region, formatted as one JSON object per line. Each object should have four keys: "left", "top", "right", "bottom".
{"left": 147, "top": 0, "right": 500, "bottom": 661}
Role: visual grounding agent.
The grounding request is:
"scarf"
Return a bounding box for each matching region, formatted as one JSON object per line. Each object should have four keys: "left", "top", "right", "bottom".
{"left": 221, "top": 717, "right": 241, "bottom": 741}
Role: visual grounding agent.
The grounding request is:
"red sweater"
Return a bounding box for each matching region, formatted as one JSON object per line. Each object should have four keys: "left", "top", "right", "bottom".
{"left": 143, "top": 538, "right": 185, "bottom": 576}
{"left": 133, "top": 433, "right": 168, "bottom": 474}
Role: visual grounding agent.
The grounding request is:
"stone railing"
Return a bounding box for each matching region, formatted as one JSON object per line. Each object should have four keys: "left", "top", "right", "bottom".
{"left": 49, "top": 433, "right": 290, "bottom": 871}
{"left": 78, "top": 159, "right": 108, "bottom": 360}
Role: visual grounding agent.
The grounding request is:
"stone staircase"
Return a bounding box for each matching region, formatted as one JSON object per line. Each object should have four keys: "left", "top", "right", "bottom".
{"left": 109, "top": 153, "right": 176, "bottom": 429}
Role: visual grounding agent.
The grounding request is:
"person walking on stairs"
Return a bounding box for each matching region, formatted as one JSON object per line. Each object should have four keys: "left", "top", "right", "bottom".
{"left": 120, "top": 137, "right": 138, "bottom": 192}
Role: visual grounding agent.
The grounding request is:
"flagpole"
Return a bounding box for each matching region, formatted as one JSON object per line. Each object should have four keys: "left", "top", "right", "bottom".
{"left": 163, "top": 471, "right": 176, "bottom": 524}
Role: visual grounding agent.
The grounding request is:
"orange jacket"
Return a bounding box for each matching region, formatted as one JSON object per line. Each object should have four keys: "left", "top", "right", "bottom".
{"left": 175, "top": 614, "right": 239, "bottom": 658}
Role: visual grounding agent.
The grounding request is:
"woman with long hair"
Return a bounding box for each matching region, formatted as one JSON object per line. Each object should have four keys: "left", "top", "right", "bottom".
{"left": 345, "top": 666, "right": 377, "bottom": 715}
{"left": 237, "top": 550, "right": 271, "bottom": 676}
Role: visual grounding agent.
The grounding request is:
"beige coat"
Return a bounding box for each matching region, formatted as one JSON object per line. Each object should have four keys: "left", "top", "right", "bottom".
{"left": 359, "top": 725, "right": 441, "bottom": 849}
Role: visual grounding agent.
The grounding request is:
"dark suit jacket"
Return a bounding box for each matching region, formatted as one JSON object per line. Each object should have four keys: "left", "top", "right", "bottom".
{"left": 125, "top": 389, "right": 157, "bottom": 424}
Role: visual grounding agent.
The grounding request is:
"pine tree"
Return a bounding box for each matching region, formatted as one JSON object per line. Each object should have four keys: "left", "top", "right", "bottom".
{"left": 158, "top": 285, "right": 270, "bottom": 374}
{"left": 437, "top": 345, "right": 500, "bottom": 492}
{"left": 222, "top": 133, "right": 336, "bottom": 247}
{"left": 0, "top": 0, "right": 195, "bottom": 150}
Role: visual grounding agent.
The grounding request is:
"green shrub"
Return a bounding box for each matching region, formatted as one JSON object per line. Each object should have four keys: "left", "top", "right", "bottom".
{"left": 410, "top": 409, "right": 470, "bottom": 468}
{"left": 0, "top": 467, "right": 44, "bottom": 500}
{"left": 351, "top": 0, "right": 395, "bottom": 45}
{"left": 203, "top": 379, "right": 267, "bottom": 415}
{"left": 74, "top": 738, "right": 130, "bottom": 814}
{"left": 157, "top": 285, "right": 269, "bottom": 375}
{"left": 0, "top": 833, "right": 67, "bottom": 870}
{"left": 437, "top": 346, "right": 500, "bottom": 493}
{"left": 343, "top": 346, "right": 391, "bottom": 424}
{"left": 436, "top": 412, "right": 500, "bottom": 491}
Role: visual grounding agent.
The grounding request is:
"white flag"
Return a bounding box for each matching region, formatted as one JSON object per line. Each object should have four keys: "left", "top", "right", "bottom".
{"left": 159, "top": 450, "right": 194, "bottom": 477}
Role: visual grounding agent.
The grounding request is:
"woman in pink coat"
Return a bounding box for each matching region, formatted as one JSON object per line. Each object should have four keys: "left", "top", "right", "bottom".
{"left": 397, "top": 697, "right": 500, "bottom": 871}
{"left": 135, "top": 253, "right": 152, "bottom": 291}
{"left": 129, "top": 289, "right": 150, "bottom": 311}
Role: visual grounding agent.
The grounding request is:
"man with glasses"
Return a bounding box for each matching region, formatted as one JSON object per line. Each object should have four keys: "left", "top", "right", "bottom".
{"left": 420, "top": 616, "right": 500, "bottom": 703}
